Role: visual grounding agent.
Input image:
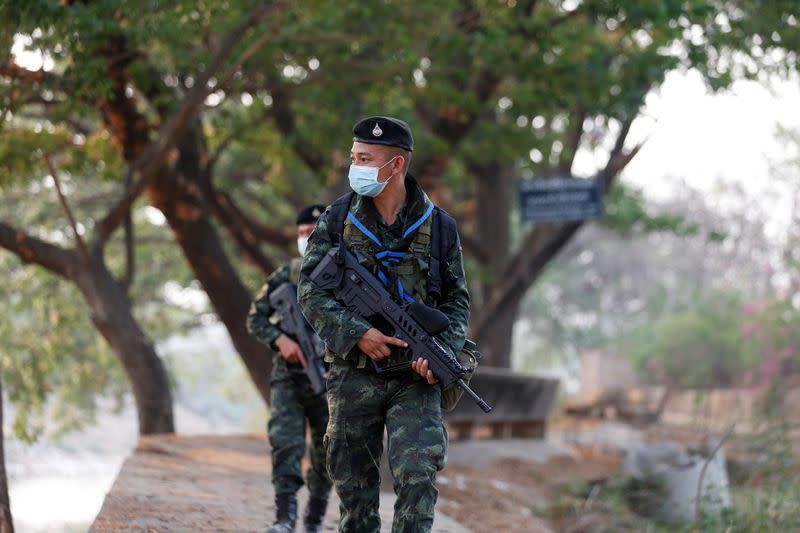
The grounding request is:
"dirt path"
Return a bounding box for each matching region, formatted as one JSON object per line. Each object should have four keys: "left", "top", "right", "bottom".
{"left": 89, "top": 434, "right": 469, "bottom": 532}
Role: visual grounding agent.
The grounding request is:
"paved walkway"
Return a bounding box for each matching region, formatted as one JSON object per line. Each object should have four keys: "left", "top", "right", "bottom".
{"left": 90, "top": 434, "right": 469, "bottom": 532}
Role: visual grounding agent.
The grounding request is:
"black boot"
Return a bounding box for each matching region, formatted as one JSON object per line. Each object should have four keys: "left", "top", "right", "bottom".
{"left": 303, "top": 497, "right": 328, "bottom": 533}
{"left": 266, "top": 493, "right": 298, "bottom": 533}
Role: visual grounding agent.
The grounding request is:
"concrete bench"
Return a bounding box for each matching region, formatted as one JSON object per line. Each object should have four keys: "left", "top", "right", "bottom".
{"left": 443, "top": 368, "right": 559, "bottom": 440}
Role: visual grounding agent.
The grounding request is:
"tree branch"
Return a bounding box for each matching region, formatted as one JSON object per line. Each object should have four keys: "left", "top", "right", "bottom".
{"left": 200, "top": 169, "right": 292, "bottom": 274}
{"left": 43, "top": 154, "right": 92, "bottom": 265}
{"left": 0, "top": 221, "right": 79, "bottom": 280}
{"left": 559, "top": 105, "right": 587, "bottom": 175}
{"left": 471, "top": 221, "right": 582, "bottom": 340}
{"left": 0, "top": 62, "right": 65, "bottom": 86}
{"left": 267, "top": 79, "right": 325, "bottom": 173}
{"left": 459, "top": 231, "right": 490, "bottom": 264}
{"left": 412, "top": 63, "right": 502, "bottom": 201}
{"left": 515, "top": 1, "right": 585, "bottom": 40}
{"left": 93, "top": 165, "right": 134, "bottom": 249}
{"left": 212, "top": 192, "right": 281, "bottom": 271}
{"left": 415, "top": 0, "right": 585, "bottom": 196}
{"left": 120, "top": 169, "right": 135, "bottom": 291}
{"left": 519, "top": 0, "right": 540, "bottom": 17}
{"left": 471, "top": 114, "right": 645, "bottom": 339}
{"left": 263, "top": 62, "right": 407, "bottom": 184}
{"left": 695, "top": 423, "right": 736, "bottom": 522}
{"left": 92, "top": 1, "right": 287, "bottom": 249}
{"left": 600, "top": 116, "right": 643, "bottom": 185}
{"left": 13, "top": 102, "right": 95, "bottom": 137}
{"left": 215, "top": 14, "right": 286, "bottom": 91}
{"left": 548, "top": 6, "right": 586, "bottom": 28}
{"left": 206, "top": 107, "right": 273, "bottom": 174}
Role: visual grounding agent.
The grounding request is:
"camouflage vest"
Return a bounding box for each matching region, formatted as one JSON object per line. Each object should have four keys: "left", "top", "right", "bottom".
{"left": 343, "top": 210, "right": 434, "bottom": 368}
{"left": 343, "top": 213, "right": 433, "bottom": 304}
{"left": 327, "top": 188, "right": 458, "bottom": 309}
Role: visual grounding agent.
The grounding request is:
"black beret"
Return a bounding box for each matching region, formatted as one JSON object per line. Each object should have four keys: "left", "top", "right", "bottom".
{"left": 296, "top": 204, "right": 326, "bottom": 225}
{"left": 352, "top": 116, "right": 413, "bottom": 152}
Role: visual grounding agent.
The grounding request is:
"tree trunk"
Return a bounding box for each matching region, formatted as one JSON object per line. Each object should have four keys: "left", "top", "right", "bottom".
{"left": 148, "top": 122, "right": 273, "bottom": 404}
{"left": 472, "top": 162, "right": 514, "bottom": 367}
{"left": 157, "top": 205, "right": 273, "bottom": 404}
{"left": 85, "top": 12, "right": 278, "bottom": 404}
{"left": 475, "top": 292, "right": 524, "bottom": 368}
{"left": 75, "top": 263, "right": 174, "bottom": 434}
{"left": 0, "top": 380, "right": 13, "bottom": 533}
{"left": 97, "top": 89, "right": 274, "bottom": 403}
{"left": 0, "top": 223, "right": 174, "bottom": 434}
{"left": 475, "top": 162, "right": 512, "bottom": 299}
{"left": 145, "top": 138, "right": 273, "bottom": 405}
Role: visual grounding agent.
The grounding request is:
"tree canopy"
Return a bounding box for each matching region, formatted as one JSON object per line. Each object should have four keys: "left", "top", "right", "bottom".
{"left": 2, "top": 0, "right": 799, "bottom": 434}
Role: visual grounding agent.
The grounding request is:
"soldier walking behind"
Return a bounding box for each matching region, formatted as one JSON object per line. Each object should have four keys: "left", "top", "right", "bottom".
{"left": 247, "top": 205, "right": 332, "bottom": 533}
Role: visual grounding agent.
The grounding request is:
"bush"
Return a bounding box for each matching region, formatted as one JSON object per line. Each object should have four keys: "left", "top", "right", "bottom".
{"left": 624, "top": 291, "right": 756, "bottom": 388}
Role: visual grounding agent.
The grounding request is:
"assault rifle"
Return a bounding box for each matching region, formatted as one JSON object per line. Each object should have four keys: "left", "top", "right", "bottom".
{"left": 269, "top": 282, "right": 327, "bottom": 395}
{"left": 309, "top": 244, "right": 492, "bottom": 413}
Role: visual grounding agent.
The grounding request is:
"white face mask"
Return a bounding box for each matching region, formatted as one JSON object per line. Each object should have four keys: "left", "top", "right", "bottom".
{"left": 297, "top": 236, "right": 309, "bottom": 256}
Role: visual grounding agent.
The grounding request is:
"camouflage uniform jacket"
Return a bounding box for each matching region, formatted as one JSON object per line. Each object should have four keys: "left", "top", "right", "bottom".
{"left": 298, "top": 176, "right": 470, "bottom": 367}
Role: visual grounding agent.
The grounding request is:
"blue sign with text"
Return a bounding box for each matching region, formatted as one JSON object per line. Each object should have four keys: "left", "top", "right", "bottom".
{"left": 518, "top": 177, "right": 604, "bottom": 223}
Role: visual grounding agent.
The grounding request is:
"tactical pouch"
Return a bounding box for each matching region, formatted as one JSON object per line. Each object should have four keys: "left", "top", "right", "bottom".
{"left": 441, "top": 339, "right": 480, "bottom": 412}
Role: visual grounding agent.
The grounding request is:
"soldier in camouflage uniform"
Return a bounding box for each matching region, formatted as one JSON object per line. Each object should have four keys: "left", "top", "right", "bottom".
{"left": 298, "top": 116, "right": 470, "bottom": 533}
{"left": 247, "top": 204, "right": 332, "bottom": 533}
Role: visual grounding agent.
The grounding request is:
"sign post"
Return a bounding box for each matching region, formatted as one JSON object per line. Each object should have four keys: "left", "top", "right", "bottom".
{"left": 518, "top": 176, "right": 604, "bottom": 223}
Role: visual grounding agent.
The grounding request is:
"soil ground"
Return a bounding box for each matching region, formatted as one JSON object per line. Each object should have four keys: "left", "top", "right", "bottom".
{"left": 92, "top": 417, "right": 788, "bottom": 532}
{"left": 89, "top": 434, "right": 468, "bottom": 532}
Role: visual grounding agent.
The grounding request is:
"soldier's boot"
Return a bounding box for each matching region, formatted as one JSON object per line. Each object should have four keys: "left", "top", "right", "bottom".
{"left": 266, "top": 493, "right": 298, "bottom": 533}
{"left": 303, "top": 497, "right": 328, "bottom": 533}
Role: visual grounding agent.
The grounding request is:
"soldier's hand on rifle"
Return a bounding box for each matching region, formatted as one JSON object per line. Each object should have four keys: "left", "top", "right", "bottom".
{"left": 357, "top": 328, "right": 408, "bottom": 361}
{"left": 411, "top": 358, "right": 439, "bottom": 385}
{"left": 275, "top": 334, "right": 307, "bottom": 367}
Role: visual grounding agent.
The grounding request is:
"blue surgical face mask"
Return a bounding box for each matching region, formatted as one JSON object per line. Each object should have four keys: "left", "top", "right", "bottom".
{"left": 348, "top": 156, "right": 398, "bottom": 197}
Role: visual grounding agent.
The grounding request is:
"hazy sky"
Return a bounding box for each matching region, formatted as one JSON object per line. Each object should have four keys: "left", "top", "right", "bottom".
{"left": 625, "top": 69, "right": 800, "bottom": 195}
{"left": 570, "top": 68, "right": 800, "bottom": 242}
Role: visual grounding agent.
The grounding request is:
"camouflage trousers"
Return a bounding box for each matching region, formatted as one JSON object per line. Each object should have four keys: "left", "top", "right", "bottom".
{"left": 268, "top": 357, "right": 332, "bottom": 500}
{"left": 324, "top": 359, "right": 448, "bottom": 533}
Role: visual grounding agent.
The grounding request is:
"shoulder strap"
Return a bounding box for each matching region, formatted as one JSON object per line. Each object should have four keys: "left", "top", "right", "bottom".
{"left": 329, "top": 193, "right": 456, "bottom": 304}
{"left": 428, "top": 206, "right": 457, "bottom": 305}
{"left": 327, "top": 191, "right": 356, "bottom": 244}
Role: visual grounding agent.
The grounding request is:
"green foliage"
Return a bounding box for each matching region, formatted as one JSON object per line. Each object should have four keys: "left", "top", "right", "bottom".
{"left": 547, "top": 476, "right": 661, "bottom": 532}
{"left": 742, "top": 299, "right": 800, "bottom": 377}
{"left": 620, "top": 295, "right": 799, "bottom": 390}
{"left": 549, "top": 401, "right": 800, "bottom": 531}
{"left": 0, "top": 126, "right": 70, "bottom": 186}
{"left": 623, "top": 290, "right": 757, "bottom": 388}
{"left": 0, "top": 175, "right": 198, "bottom": 440}
{"left": 551, "top": 467, "right": 800, "bottom": 532}
{"left": 0, "top": 251, "right": 127, "bottom": 442}
{"left": 3, "top": 0, "right": 795, "bottom": 242}
{"left": 2, "top": 0, "right": 799, "bottom": 438}
{"left": 705, "top": 389, "right": 800, "bottom": 532}
{"left": 699, "top": 0, "right": 800, "bottom": 84}
{"left": 2, "top": 0, "right": 797, "bottom": 205}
